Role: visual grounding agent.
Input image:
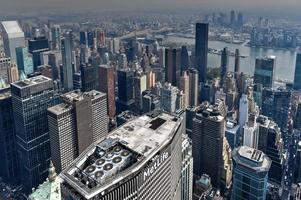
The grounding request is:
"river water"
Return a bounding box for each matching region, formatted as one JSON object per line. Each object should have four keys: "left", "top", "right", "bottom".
{"left": 166, "top": 36, "right": 297, "bottom": 81}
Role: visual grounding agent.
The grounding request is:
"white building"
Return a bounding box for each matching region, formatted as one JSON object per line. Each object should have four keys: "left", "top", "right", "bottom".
{"left": 1, "top": 21, "right": 25, "bottom": 61}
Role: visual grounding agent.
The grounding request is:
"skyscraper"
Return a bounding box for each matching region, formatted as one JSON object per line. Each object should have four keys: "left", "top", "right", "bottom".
{"left": 98, "top": 65, "right": 116, "bottom": 119}
{"left": 293, "top": 53, "right": 301, "bottom": 90}
{"left": 11, "top": 76, "right": 56, "bottom": 194}
{"left": 192, "top": 100, "right": 232, "bottom": 190}
{"left": 181, "top": 134, "right": 193, "bottom": 200}
{"left": 7, "top": 63, "right": 19, "bottom": 83}
{"left": 80, "top": 63, "right": 97, "bottom": 92}
{"left": 1, "top": 21, "right": 25, "bottom": 61}
{"left": 262, "top": 87, "right": 291, "bottom": 131}
{"left": 116, "top": 69, "right": 135, "bottom": 113}
{"left": 195, "top": 23, "right": 208, "bottom": 83}
{"left": 134, "top": 71, "right": 147, "bottom": 113}
{"left": 181, "top": 46, "right": 190, "bottom": 72}
{"left": 231, "top": 146, "right": 271, "bottom": 200}
{"left": 220, "top": 47, "right": 229, "bottom": 87}
{"left": 165, "top": 48, "right": 181, "bottom": 87}
{"left": 0, "top": 87, "right": 19, "bottom": 186}
{"left": 234, "top": 49, "right": 240, "bottom": 74}
{"left": 0, "top": 53, "right": 11, "bottom": 84}
{"left": 161, "top": 82, "right": 178, "bottom": 113}
{"left": 188, "top": 69, "right": 199, "bottom": 106}
{"left": 257, "top": 115, "right": 284, "bottom": 185}
{"left": 60, "top": 112, "right": 184, "bottom": 200}
{"left": 50, "top": 25, "right": 61, "bottom": 50}
{"left": 15, "top": 47, "right": 34, "bottom": 75}
{"left": 28, "top": 36, "right": 49, "bottom": 69}
{"left": 48, "top": 90, "right": 108, "bottom": 172}
{"left": 230, "top": 10, "right": 236, "bottom": 27}
{"left": 179, "top": 71, "right": 190, "bottom": 108}
{"left": 254, "top": 56, "right": 276, "bottom": 88}
{"left": 61, "top": 31, "right": 74, "bottom": 90}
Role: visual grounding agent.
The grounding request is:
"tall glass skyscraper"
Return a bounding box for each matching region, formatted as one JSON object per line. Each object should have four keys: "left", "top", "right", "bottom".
{"left": 293, "top": 53, "right": 301, "bottom": 90}
{"left": 231, "top": 146, "right": 271, "bottom": 200}
{"left": 11, "top": 76, "right": 56, "bottom": 194}
{"left": 0, "top": 87, "right": 19, "bottom": 186}
{"left": 254, "top": 56, "right": 276, "bottom": 88}
{"left": 16, "top": 46, "right": 34, "bottom": 75}
{"left": 61, "top": 31, "right": 74, "bottom": 91}
{"left": 195, "top": 23, "right": 208, "bottom": 83}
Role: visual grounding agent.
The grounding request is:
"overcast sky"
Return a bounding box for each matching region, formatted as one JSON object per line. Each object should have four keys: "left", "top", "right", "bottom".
{"left": 1, "top": 0, "right": 301, "bottom": 14}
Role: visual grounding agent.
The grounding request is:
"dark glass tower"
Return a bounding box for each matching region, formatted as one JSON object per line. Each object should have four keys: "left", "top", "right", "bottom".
{"left": 293, "top": 53, "right": 301, "bottom": 90}
{"left": 28, "top": 36, "right": 49, "bottom": 70}
{"left": 11, "top": 76, "right": 56, "bottom": 194}
{"left": 0, "top": 87, "right": 19, "bottom": 186}
{"left": 231, "top": 146, "right": 271, "bottom": 200}
{"left": 80, "top": 63, "right": 97, "bottom": 92}
{"left": 195, "top": 23, "right": 208, "bottom": 83}
{"left": 61, "top": 31, "right": 74, "bottom": 91}
{"left": 181, "top": 45, "right": 189, "bottom": 72}
{"left": 165, "top": 48, "right": 181, "bottom": 87}
{"left": 220, "top": 47, "right": 229, "bottom": 87}
{"left": 116, "top": 69, "right": 135, "bottom": 113}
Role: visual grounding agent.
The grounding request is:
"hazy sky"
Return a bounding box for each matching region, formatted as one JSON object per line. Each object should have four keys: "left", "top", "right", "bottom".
{"left": 1, "top": 0, "right": 301, "bottom": 14}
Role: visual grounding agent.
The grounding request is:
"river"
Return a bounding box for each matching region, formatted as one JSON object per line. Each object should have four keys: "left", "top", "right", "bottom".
{"left": 166, "top": 36, "right": 297, "bottom": 81}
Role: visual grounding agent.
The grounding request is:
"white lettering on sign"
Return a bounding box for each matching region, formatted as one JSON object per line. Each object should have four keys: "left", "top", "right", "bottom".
{"left": 143, "top": 151, "right": 169, "bottom": 181}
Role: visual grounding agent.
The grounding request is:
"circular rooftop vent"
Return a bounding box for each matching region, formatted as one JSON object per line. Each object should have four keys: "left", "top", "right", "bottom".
{"left": 85, "top": 165, "right": 96, "bottom": 173}
{"left": 95, "top": 171, "right": 104, "bottom": 178}
{"left": 113, "top": 156, "right": 122, "bottom": 163}
{"left": 121, "top": 150, "right": 130, "bottom": 157}
{"left": 104, "top": 163, "right": 113, "bottom": 171}
{"left": 95, "top": 159, "right": 105, "bottom": 166}
{"left": 114, "top": 146, "right": 122, "bottom": 152}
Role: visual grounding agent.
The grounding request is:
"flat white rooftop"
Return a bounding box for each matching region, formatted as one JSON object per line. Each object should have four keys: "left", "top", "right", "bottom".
{"left": 1, "top": 21, "right": 24, "bottom": 38}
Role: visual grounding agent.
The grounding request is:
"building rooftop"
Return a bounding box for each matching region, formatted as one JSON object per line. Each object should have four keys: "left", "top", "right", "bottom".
{"left": 0, "top": 87, "right": 11, "bottom": 100}
{"left": 234, "top": 146, "right": 271, "bottom": 172}
{"left": 61, "top": 90, "right": 105, "bottom": 104}
{"left": 47, "top": 103, "right": 73, "bottom": 116}
{"left": 11, "top": 75, "right": 52, "bottom": 89}
{"left": 1, "top": 21, "right": 24, "bottom": 38}
{"left": 60, "top": 112, "right": 181, "bottom": 199}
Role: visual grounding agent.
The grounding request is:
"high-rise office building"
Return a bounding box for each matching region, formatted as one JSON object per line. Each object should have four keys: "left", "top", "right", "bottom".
{"left": 257, "top": 115, "right": 284, "bottom": 185}
{"left": 51, "top": 25, "right": 61, "bottom": 50}
{"left": 165, "top": 48, "right": 181, "bottom": 87}
{"left": 181, "top": 134, "right": 193, "bottom": 200}
{"left": 98, "top": 65, "right": 116, "bottom": 119}
{"left": 48, "top": 90, "right": 108, "bottom": 172}
{"left": 161, "top": 82, "right": 178, "bottom": 113}
{"left": 0, "top": 53, "right": 11, "bottom": 84}
{"left": 254, "top": 56, "right": 276, "bottom": 88}
{"left": 60, "top": 112, "right": 184, "bottom": 200}
{"left": 134, "top": 72, "right": 147, "bottom": 113}
{"left": 192, "top": 100, "right": 232, "bottom": 190}
{"left": 16, "top": 47, "right": 34, "bottom": 75}
{"left": 61, "top": 31, "right": 74, "bottom": 90}
{"left": 96, "top": 29, "right": 106, "bottom": 47}
{"left": 181, "top": 46, "right": 190, "bottom": 72}
{"left": 11, "top": 76, "right": 56, "bottom": 194}
{"left": 7, "top": 63, "right": 19, "bottom": 83}
{"left": 188, "top": 69, "right": 199, "bottom": 106}
{"left": 1, "top": 21, "right": 25, "bottom": 61}
{"left": 230, "top": 10, "right": 236, "bottom": 27}
{"left": 116, "top": 69, "right": 135, "bottom": 113}
{"left": 220, "top": 47, "right": 229, "bottom": 87}
{"left": 262, "top": 87, "right": 291, "bottom": 131}
{"left": 179, "top": 71, "right": 190, "bottom": 108}
{"left": 225, "top": 120, "right": 240, "bottom": 150}
{"left": 294, "top": 101, "right": 301, "bottom": 129}
{"left": 195, "top": 23, "right": 208, "bottom": 83}
{"left": 231, "top": 146, "right": 271, "bottom": 200}
{"left": 80, "top": 31, "right": 88, "bottom": 46}
{"left": 80, "top": 63, "right": 97, "bottom": 92}
{"left": 0, "top": 87, "right": 19, "bottom": 186}
{"left": 293, "top": 53, "right": 301, "bottom": 90}
{"left": 237, "top": 12, "right": 244, "bottom": 28}
{"left": 234, "top": 49, "right": 240, "bottom": 75}
{"left": 28, "top": 36, "right": 50, "bottom": 69}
